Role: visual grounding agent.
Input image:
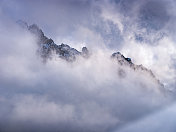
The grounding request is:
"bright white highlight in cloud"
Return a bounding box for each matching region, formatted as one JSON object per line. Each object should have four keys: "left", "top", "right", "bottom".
{"left": 0, "top": 0, "right": 176, "bottom": 132}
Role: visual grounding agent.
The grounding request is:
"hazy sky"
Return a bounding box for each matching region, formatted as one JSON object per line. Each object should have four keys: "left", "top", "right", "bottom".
{"left": 0, "top": 0, "right": 176, "bottom": 132}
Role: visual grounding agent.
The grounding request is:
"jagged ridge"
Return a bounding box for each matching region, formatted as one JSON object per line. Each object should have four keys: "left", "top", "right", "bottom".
{"left": 17, "top": 20, "right": 89, "bottom": 62}
{"left": 111, "top": 52, "right": 164, "bottom": 88}
{"left": 17, "top": 20, "right": 164, "bottom": 88}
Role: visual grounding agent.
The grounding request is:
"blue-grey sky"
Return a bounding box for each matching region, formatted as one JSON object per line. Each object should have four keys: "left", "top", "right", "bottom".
{"left": 1, "top": 0, "right": 175, "bottom": 48}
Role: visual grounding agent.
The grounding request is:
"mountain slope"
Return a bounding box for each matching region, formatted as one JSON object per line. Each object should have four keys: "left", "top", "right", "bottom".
{"left": 17, "top": 20, "right": 89, "bottom": 62}
{"left": 17, "top": 20, "right": 164, "bottom": 89}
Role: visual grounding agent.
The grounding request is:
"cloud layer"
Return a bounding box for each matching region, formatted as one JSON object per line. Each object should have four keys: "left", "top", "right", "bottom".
{"left": 0, "top": 0, "right": 176, "bottom": 132}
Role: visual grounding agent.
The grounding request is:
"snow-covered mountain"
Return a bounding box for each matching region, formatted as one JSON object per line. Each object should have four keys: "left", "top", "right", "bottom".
{"left": 111, "top": 52, "right": 164, "bottom": 88}
{"left": 17, "top": 20, "right": 164, "bottom": 89}
{"left": 17, "top": 20, "right": 89, "bottom": 62}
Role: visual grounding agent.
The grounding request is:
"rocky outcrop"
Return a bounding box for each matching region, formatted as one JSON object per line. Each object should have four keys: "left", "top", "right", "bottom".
{"left": 17, "top": 20, "right": 164, "bottom": 88}
{"left": 17, "top": 20, "right": 89, "bottom": 62}
{"left": 111, "top": 52, "right": 164, "bottom": 88}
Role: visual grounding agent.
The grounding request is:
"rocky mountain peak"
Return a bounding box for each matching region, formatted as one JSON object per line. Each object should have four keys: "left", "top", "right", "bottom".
{"left": 17, "top": 20, "right": 164, "bottom": 89}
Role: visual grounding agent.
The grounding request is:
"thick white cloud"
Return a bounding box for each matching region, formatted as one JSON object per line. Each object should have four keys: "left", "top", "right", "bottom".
{"left": 0, "top": 0, "right": 176, "bottom": 132}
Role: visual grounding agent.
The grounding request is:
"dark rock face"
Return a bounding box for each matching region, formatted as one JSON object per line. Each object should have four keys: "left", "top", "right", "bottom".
{"left": 81, "top": 47, "right": 89, "bottom": 58}
{"left": 17, "top": 20, "right": 88, "bottom": 62}
{"left": 112, "top": 52, "right": 132, "bottom": 65}
{"left": 111, "top": 52, "right": 164, "bottom": 88}
{"left": 17, "top": 20, "right": 164, "bottom": 88}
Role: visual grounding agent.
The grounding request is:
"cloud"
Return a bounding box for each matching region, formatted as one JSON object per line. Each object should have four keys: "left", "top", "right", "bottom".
{"left": 115, "top": 103, "right": 176, "bottom": 132}
{"left": 0, "top": 0, "right": 176, "bottom": 132}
